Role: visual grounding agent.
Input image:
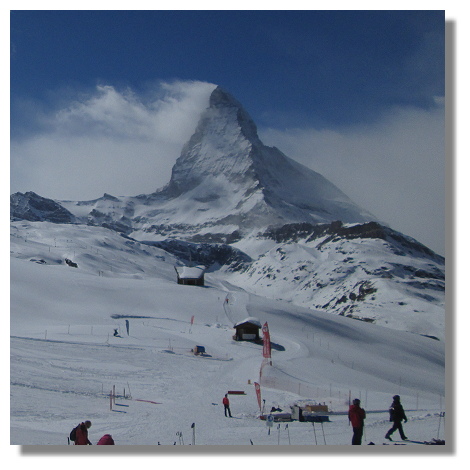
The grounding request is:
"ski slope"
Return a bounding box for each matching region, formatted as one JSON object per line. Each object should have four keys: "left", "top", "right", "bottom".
{"left": 10, "top": 221, "right": 445, "bottom": 446}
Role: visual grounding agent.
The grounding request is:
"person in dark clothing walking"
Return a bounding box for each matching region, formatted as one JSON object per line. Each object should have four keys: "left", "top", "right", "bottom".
{"left": 222, "top": 394, "right": 232, "bottom": 417}
{"left": 385, "top": 395, "right": 408, "bottom": 441}
{"left": 74, "top": 420, "right": 92, "bottom": 445}
{"left": 348, "top": 398, "right": 366, "bottom": 445}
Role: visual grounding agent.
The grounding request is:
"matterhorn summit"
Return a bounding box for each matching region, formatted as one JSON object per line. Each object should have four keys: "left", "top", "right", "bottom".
{"left": 151, "top": 86, "right": 375, "bottom": 238}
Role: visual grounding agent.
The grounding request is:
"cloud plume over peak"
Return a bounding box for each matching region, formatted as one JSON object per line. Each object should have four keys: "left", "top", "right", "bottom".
{"left": 11, "top": 80, "right": 216, "bottom": 200}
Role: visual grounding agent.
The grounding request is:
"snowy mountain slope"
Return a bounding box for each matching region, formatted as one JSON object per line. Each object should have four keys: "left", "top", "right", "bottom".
{"left": 10, "top": 191, "right": 77, "bottom": 224}
{"left": 150, "top": 86, "right": 375, "bottom": 234}
{"left": 11, "top": 86, "right": 376, "bottom": 242}
{"left": 10, "top": 86, "right": 445, "bottom": 340}
{"left": 229, "top": 222, "right": 445, "bottom": 340}
{"left": 10, "top": 221, "right": 445, "bottom": 445}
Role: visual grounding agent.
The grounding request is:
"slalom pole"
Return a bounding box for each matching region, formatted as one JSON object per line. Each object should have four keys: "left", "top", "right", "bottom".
{"left": 321, "top": 421, "right": 327, "bottom": 445}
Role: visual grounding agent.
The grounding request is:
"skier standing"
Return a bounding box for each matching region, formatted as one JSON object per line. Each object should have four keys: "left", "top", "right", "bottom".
{"left": 74, "top": 420, "right": 92, "bottom": 445}
{"left": 223, "top": 394, "right": 232, "bottom": 417}
{"left": 348, "top": 398, "right": 366, "bottom": 445}
{"left": 385, "top": 395, "right": 408, "bottom": 441}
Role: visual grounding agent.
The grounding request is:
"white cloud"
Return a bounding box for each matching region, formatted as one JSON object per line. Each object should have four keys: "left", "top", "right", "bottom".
{"left": 259, "top": 103, "right": 445, "bottom": 255}
{"left": 10, "top": 80, "right": 216, "bottom": 200}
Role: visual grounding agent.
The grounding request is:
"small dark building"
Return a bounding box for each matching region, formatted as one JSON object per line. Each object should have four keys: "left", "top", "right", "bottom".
{"left": 174, "top": 265, "right": 205, "bottom": 286}
{"left": 233, "top": 317, "right": 262, "bottom": 341}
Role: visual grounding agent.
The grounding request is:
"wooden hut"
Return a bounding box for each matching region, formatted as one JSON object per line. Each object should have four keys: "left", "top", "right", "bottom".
{"left": 174, "top": 265, "right": 205, "bottom": 286}
{"left": 233, "top": 317, "right": 262, "bottom": 341}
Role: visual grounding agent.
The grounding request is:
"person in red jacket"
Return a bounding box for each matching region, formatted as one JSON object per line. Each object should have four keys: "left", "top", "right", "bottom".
{"left": 222, "top": 394, "right": 232, "bottom": 417}
{"left": 348, "top": 398, "right": 366, "bottom": 445}
{"left": 97, "top": 434, "right": 115, "bottom": 445}
{"left": 74, "top": 420, "right": 92, "bottom": 445}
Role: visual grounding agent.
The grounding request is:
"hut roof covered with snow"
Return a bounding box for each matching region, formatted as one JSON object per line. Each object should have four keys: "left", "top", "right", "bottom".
{"left": 174, "top": 265, "right": 205, "bottom": 286}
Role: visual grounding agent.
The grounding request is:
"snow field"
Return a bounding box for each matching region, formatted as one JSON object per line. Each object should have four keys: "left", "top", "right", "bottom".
{"left": 10, "top": 222, "right": 445, "bottom": 446}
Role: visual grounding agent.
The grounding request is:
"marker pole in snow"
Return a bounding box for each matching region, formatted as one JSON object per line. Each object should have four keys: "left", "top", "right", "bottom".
{"left": 176, "top": 431, "right": 184, "bottom": 445}
{"left": 191, "top": 423, "right": 195, "bottom": 445}
{"left": 312, "top": 422, "right": 318, "bottom": 444}
{"left": 286, "top": 424, "right": 291, "bottom": 445}
{"left": 437, "top": 412, "right": 445, "bottom": 438}
{"left": 320, "top": 422, "right": 327, "bottom": 445}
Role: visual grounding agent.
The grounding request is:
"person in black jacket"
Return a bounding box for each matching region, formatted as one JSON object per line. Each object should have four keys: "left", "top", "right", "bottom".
{"left": 385, "top": 395, "right": 408, "bottom": 441}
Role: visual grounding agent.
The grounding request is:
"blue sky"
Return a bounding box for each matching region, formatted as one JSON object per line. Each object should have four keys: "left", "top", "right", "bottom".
{"left": 10, "top": 9, "right": 446, "bottom": 254}
{"left": 11, "top": 10, "right": 444, "bottom": 130}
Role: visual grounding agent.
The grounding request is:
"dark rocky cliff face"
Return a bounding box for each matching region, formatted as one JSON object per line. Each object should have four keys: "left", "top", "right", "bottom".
{"left": 10, "top": 192, "right": 76, "bottom": 224}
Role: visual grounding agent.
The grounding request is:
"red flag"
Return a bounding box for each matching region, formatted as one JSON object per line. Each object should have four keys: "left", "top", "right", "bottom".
{"left": 262, "top": 322, "right": 271, "bottom": 359}
{"left": 254, "top": 382, "right": 262, "bottom": 411}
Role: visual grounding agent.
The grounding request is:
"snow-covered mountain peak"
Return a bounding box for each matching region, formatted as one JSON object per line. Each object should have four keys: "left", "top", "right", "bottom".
{"left": 164, "top": 86, "right": 260, "bottom": 198}
{"left": 208, "top": 86, "right": 260, "bottom": 142}
{"left": 10, "top": 86, "right": 445, "bottom": 341}
{"left": 160, "top": 86, "right": 375, "bottom": 232}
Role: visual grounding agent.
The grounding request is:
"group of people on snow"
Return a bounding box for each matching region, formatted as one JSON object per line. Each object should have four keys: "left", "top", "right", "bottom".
{"left": 70, "top": 421, "right": 115, "bottom": 445}
{"left": 71, "top": 394, "right": 408, "bottom": 446}
{"left": 348, "top": 395, "right": 408, "bottom": 445}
